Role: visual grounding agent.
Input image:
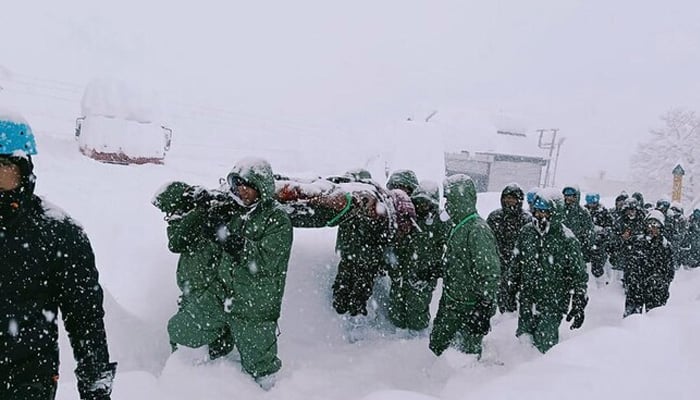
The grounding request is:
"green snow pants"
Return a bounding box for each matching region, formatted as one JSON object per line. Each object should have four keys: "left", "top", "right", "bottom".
{"left": 516, "top": 309, "right": 563, "bottom": 353}
{"left": 429, "top": 297, "right": 491, "bottom": 356}
{"left": 168, "top": 293, "right": 281, "bottom": 378}
{"left": 387, "top": 276, "right": 436, "bottom": 331}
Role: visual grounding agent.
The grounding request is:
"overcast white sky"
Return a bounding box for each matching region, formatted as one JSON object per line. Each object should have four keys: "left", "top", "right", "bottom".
{"left": 2, "top": 0, "right": 700, "bottom": 183}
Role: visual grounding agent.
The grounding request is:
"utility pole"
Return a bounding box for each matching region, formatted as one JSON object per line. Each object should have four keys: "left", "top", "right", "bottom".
{"left": 537, "top": 128, "right": 559, "bottom": 187}
{"left": 551, "top": 137, "right": 566, "bottom": 187}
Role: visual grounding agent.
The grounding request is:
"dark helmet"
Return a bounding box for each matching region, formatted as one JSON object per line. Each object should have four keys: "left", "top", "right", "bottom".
{"left": 501, "top": 183, "right": 524, "bottom": 213}
{"left": 656, "top": 198, "right": 671, "bottom": 212}
{"left": 502, "top": 183, "right": 524, "bottom": 200}
{"left": 631, "top": 192, "right": 644, "bottom": 206}
{"left": 692, "top": 208, "right": 700, "bottom": 220}
{"left": 615, "top": 192, "right": 629, "bottom": 203}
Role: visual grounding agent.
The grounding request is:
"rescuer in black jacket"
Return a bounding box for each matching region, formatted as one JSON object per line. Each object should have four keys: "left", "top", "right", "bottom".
{"left": 0, "top": 114, "right": 116, "bottom": 400}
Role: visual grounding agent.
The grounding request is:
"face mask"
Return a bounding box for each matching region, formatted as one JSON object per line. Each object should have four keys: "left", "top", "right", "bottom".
{"left": 534, "top": 214, "right": 550, "bottom": 235}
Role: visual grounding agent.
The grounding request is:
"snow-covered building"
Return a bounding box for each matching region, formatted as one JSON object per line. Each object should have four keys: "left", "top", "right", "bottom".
{"left": 75, "top": 77, "right": 172, "bottom": 164}
{"left": 437, "top": 109, "right": 549, "bottom": 192}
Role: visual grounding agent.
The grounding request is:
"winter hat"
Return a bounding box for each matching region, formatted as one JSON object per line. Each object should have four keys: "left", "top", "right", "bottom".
{"left": 646, "top": 209, "right": 665, "bottom": 226}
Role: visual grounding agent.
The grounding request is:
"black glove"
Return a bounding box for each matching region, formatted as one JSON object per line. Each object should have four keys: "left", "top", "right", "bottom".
{"left": 200, "top": 218, "right": 222, "bottom": 242}
{"left": 416, "top": 263, "right": 441, "bottom": 282}
{"left": 77, "top": 362, "right": 117, "bottom": 400}
{"left": 566, "top": 294, "right": 588, "bottom": 330}
{"left": 222, "top": 231, "right": 245, "bottom": 261}
{"left": 465, "top": 299, "right": 496, "bottom": 336}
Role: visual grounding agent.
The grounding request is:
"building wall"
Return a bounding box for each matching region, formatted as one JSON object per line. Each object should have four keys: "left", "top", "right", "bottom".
{"left": 444, "top": 153, "right": 490, "bottom": 191}
{"left": 445, "top": 152, "right": 545, "bottom": 193}
{"left": 488, "top": 160, "right": 543, "bottom": 192}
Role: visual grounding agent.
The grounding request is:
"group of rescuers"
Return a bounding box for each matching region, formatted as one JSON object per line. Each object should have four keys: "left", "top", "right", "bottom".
{"left": 4, "top": 111, "right": 690, "bottom": 397}
{"left": 151, "top": 158, "right": 690, "bottom": 389}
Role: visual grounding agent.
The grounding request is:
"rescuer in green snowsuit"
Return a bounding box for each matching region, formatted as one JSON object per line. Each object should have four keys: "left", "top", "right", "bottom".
{"left": 429, "top": 174, "right": 501, "bottom": 357}
{"left": 512, "top": 194, "right": 588, "bottom": 353}
{"left": 561, "top": 185, "right": 595, "bottom": 263}
{"left": 387, "top": 181, "right": 448, "bottom": 331}
{"left": 217, "top": 159, "right": 293, "bottom": 382}
{"left": 157, "top": 159, "right": 293, "bottom": 385}
{"left": 153, "top": 182, "right": 234, "bottom": 358}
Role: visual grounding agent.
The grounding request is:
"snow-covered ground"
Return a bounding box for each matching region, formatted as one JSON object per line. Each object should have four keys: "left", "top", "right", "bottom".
{"left": 27, "top": 131, "right": 700, "bottom": 400}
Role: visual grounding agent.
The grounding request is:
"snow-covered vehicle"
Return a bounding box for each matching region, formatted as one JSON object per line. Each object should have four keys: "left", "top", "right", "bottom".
{"left": 75, "top": 78, "right": 172, "bottom": 165}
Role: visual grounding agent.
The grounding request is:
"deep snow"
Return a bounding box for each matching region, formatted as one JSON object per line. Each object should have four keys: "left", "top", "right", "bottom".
{"left": 23, "top": 131, "right": 699, "bottom": 400}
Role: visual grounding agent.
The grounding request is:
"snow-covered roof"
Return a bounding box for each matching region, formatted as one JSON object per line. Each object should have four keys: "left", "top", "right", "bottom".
{"left": 81, "top": 77, "right": 162, "bottom": 123}
{"left": 434, "top": 108, "right": 549, "bottom": 159}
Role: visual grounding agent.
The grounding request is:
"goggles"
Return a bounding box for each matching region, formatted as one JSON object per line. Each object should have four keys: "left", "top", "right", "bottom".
{"left": 227, "top": 174, "right": 248, "bottom": 189}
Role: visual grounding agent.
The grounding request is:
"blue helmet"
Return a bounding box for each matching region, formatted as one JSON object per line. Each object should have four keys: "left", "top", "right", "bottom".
{"left": 526, "top": 191, "right": 537, "bottom": 205}
{"left": 0, "top": 116, "right": 38, "bottom": 156}
{"left": 585, "top": 193, "right": 600, "bottom": 205}
{"left": 533, "top": 195, "right": 552, "bottom": 211}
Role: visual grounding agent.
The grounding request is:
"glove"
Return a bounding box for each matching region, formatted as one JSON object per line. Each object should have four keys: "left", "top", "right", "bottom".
{"left": 566, "top": 294, "right": 588, "bottom": 330}
{"left": 77, "top": 362, "right": 117, "bottom": 400}
{"left": 222, "top": 231, "right": 245, "bottom": 260}
{"left": 181, "top": 185, "right": 211, "bottom": 209}
{"left": 466, "top": 299, "right": 496, "bottom": 336}
{"left": 415, "top": 263, "right": 441, "bottom": 282}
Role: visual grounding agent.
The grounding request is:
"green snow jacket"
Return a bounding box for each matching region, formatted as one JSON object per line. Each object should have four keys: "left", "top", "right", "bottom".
{"left": 561, "top": 186, "right": 595, "bottom": 261}
{"left": 513, "top": 199, "right": 588, "bottom": 316}
{"left": 219, "top": 160, "right": 293, "bottom": 322}
{"left": 441, "top": 175, "right": 501, "bottom": 308}
{"left": 167, "top": 209, "right": 226, "bottom": 300}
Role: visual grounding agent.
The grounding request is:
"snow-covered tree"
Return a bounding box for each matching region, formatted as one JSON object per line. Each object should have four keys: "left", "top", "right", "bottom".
{"left": 630, "top": 108, "right": 699, "bottom": 207}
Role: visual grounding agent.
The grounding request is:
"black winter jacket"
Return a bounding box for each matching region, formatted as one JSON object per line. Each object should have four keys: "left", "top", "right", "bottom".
{"left": 0, "top": 196, "right": 111, "bottom": 385}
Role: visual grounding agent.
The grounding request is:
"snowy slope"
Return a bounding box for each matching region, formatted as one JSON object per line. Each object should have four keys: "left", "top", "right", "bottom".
{"left": 24, "top": 132, "right": 699, "bottom": 400}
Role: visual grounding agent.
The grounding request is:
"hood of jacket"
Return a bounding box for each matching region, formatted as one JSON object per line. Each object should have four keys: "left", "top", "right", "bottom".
{"left": 227, "top": 158, "right": 276, "bottom": 203}
{"left": 386, "top": 169, "right": 419, "bottom": 195}
{"left": 443, "top": 174, "right": 477, "bottom": 221}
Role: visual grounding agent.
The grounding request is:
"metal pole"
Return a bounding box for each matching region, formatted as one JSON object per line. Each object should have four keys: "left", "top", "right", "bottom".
{"left": 536, "top": 129, "right": 548, "bottom": 187}
{"left": 551, "top": 137, "right": 566, "bottom": 187}
{"left": 543, "top": 129, "right": 558, "bottom": 187}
